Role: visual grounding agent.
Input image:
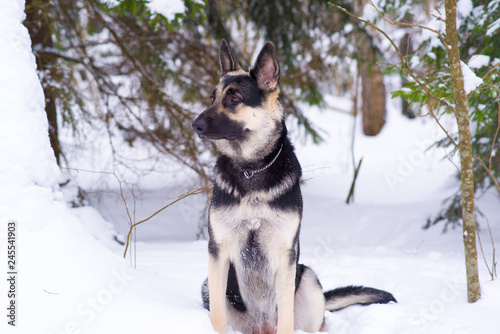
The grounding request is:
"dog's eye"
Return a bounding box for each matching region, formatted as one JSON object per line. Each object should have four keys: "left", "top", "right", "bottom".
{"left": 210, "top": 95, "right": 215, "bottom": 103}
{"left": 231, "top": 96, "right": 240, "bottom": 103}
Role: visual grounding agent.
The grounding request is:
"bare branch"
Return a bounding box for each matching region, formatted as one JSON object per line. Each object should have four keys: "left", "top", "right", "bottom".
{"left": 327, "top": 2, "right": 405, "bottom": 65}
{"left": 442, "top": 139, "right": 461, "bottom": 173}
{"left": 477, "top": 218, "right": 497, "bottom": 280}
{"left": 35, "top": 48, "right": 84, "bottom": 63}
{"left": 122, "top": 184, "right": 213, "bottom": 258}
{"left": 490, "top": 93, "right": 500, "bottom": 170}
{"left": 427, "top": 109, "right": 459, "bottom": 148}
{"left": 473, "top": 155, "right": 500, "bottom": 195}
{"left": 423, "top": 7, "right": 445, "bottom": 22}
{"left": 364, "top": 0, "right": 449, "bottom": 49}
{"left": 487, "top": 218, "right": 498, "bottom": 279}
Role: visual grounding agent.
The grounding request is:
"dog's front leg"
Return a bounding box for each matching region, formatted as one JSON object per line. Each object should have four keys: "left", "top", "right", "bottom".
{"left": 275, "top": 253, "right": 297, "bottom": 334}
{"left": 208, "top": 250, "right": 230, "bottom": 334}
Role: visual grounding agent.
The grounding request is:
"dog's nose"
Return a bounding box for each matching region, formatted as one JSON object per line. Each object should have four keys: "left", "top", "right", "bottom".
{"left": 192, "top": 117, "right": 207, "bottom": 134}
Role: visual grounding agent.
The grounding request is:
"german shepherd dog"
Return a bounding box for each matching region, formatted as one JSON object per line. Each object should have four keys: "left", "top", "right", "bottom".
{"left": 192, "top": 40, "right": 396, "bottom": 334}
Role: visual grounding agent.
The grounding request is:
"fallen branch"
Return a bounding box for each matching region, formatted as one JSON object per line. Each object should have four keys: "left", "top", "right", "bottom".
{"left": 346, "top": 157, "right": 363, "bottom": 204}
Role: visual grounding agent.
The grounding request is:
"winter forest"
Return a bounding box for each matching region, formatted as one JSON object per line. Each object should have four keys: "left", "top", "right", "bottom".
{"left": 1, "top": 0, "right": 499, "bottom": 333}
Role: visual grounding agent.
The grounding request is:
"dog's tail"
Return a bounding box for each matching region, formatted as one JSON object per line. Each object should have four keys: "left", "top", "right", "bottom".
{"left": 324, "top": 285, "right": 397, "bottom": 312}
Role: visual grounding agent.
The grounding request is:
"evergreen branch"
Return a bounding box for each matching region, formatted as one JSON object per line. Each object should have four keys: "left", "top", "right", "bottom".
{"left": 377, "top": 62, "right": 456, "bottom": 112}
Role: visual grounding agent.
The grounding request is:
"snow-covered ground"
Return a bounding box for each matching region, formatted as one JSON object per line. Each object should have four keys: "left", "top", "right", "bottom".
{"left": 1, "top": 1, "right": 499, "bottom": 334}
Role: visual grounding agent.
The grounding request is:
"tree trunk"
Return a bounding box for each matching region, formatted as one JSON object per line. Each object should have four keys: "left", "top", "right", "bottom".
{"left": 24, "top": 0, "right": 62, "bottom": 166}
{"left": 445, "top": 0, "right": 480, "bottom": 303}
{"left": 399, "top": 32, "right": 416, "bottom": 119}
{"left": 358, "top": 36, "right": 386, "bottom": 136}
{"left": 353, "top": 0, "right": 386, "bottom": 137}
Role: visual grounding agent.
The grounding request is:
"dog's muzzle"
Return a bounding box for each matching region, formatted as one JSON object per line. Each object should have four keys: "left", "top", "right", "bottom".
{"left": 192, "top": 111, "right": 240, "bottom": 140}
{"left": 192, "top": 116, "right": 207, "bottom": 137}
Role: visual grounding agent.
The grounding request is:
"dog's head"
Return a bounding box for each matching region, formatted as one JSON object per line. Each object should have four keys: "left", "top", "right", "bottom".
{"left": 192, "top": 40, "right": 284, "bottom": 162}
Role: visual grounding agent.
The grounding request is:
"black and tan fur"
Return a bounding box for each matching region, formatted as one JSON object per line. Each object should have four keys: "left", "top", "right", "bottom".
{"left": 193, "top": 40, "right": 396, "bottom": 334}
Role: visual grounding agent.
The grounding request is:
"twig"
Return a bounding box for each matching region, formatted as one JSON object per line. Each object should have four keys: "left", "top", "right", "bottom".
{"left": 133, "top": 187, "right": 137, "bottom": 268}
{"left": 428, "top": 110, "right": 459, "bottom": 148}
{"left": 477, "top": 218, "right": 497, "bottom": 280}
{"left": 442, "top": 139, "right": 461, "bottom": 173}
{"left": 481, "top": 62, "right": 500, "bottom": 83}
{"left": 476, "top": 223, "right": 491, "bottom": 279}
{"left": 404, "top": 27, "right": 414, "bottom": 69}
{"left": 490, "top": 96, "right": 500, "bottom": 170}
{"left": 486, "top": 218, "right": 497, "bottom": 279}
{"left": 327, "top": 2, "right": 405, "bottom": 65}
{"left": 115, "top": 172, "right": 134, "bottom": 237}
{"left": 61, "top": 166, "right": 115, "bottom": 175}
{"left": 364, "top": 0, "right": 449, "bottom": 49}
{"left": 472, "top": 155, "right": 500, "bottom": 195}
{"left": 122, "top": 184, "right": 213, "bottom": 258}
{"left": 423, "top": 7, "right": 445, "bottom": 22}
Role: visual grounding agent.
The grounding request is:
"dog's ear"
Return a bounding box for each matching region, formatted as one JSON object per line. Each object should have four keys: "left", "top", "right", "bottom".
{"left": 220, "top": 39, "right": 240, "bottom": 76}
{"left": 250, "top": 42, "right": 280, "bottom": 93}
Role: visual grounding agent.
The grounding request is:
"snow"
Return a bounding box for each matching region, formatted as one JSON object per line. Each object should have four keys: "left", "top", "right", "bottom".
{"left": 460, "top": 61, "right": 483, "bottom": 95}
{"left": 457, "top": 0, "right": 473, "bottom": 19}
{"left": 486, "top": 17, "right": 500, "bottom": 36}
{"left": 1, "top": 1, "right": 499, "bottom": 334}
{"left": 361, "top": 1, "right": 379, "bottom": 21}
{"left": 102, "top": 0, "right": 186, "bottom": 21}
{"left": 468, "top": 55, "right": 490, "bottom": 69}
{"left": 147, "top": 0, "right": 186, "bottom": 21}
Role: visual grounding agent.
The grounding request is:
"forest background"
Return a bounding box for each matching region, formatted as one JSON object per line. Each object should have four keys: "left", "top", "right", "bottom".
{"left": 25, "top": 0, "right": 499, "bottom": 229}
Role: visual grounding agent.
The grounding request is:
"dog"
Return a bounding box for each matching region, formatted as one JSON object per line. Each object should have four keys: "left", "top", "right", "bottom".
{"left": 192, "top": 40, "right": 396, "bottom": 334}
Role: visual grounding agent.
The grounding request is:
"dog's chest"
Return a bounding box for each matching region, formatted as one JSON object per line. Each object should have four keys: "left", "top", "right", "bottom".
{"left": 210, "top": 190, "right": 298, "bottom": 257}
